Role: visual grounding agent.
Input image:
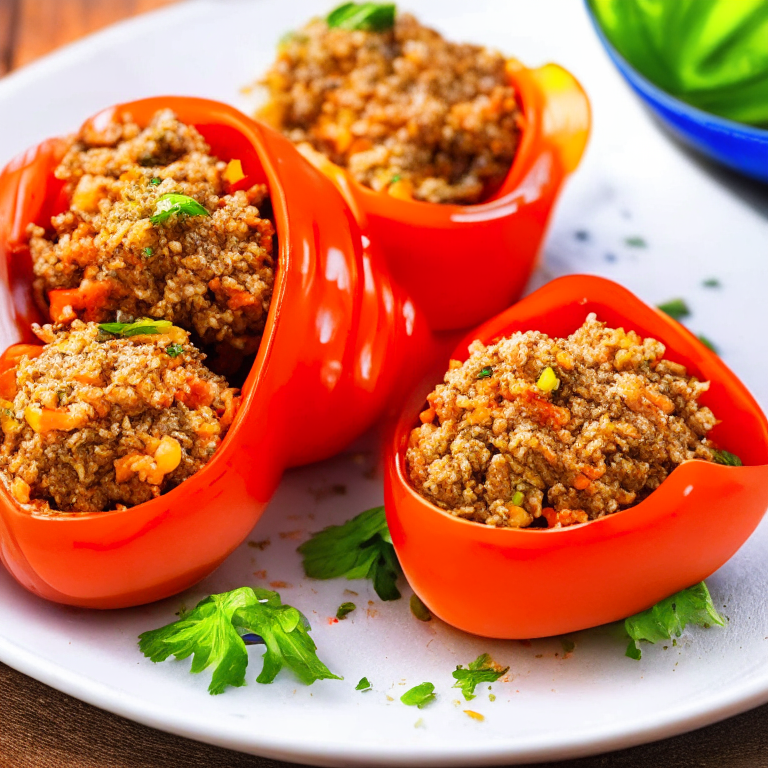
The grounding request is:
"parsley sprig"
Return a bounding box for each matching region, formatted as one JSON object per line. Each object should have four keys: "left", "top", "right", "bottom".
{"left": 98, "top": 319, "right": 173, "bottom": 338}
{"left": 624, "top": 582, "right": 725, "bottom": 660}
{"left": 139, "top": 587, "right": 339, "bottom": 694}
{"left": 657, "top": 298, "right": 690, "bottom": 321}
{"left": 711, "top": 449, "right": 742, "bottom": 466}
{"left": 326, "top": 2, "right": 396, "bottom": 31}
{"left": 401, "top": 682, "right": 435, "bottom": 708}
{"left": 452, "top": 654, "right": 508, "bottom": 700}
{"left": 297, "top": 506, "right": 402, "bottom": 601}
{"left": 150, "top": 193, "right": 209, "bottom": 225}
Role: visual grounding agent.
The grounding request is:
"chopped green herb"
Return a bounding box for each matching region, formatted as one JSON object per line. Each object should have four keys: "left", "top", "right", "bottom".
{"left": 98, "top": 319, "right": 172, "bottom": 338}
{"left": 624, "top": 582, "right": 725, "bottom": 660}
{"left": 356, "top": 676, "right": 372, "bottom": 691}
{"left": 233, "top": 592, "right": 340, "bottom": 686}
{"left": 511, "top": 491, "right": 524, "bottom": 507}
{"left": 711, "top": 449, "right": 743, "bottom": 466}
{"left": 143, "top": 247, "right": 154, "bottom": 257}
{"left": 139, "top": 586, "right": 339, "bottom": 694}
{"left": 56, "top": 390, "right": 67, "bottom": 405}
{"left": 452, "top": 654, "right": 509, "bottom": 701}
{"left": 477, "top": 366, "right": 493, "bottom": 379}
{"left": 326, "top": 2, "right": 396, "bottom": 31}
{"left": 624, "top": 236, "right": 647, "bottom": 248}
{"left": 390, "top": 173, "right": 402, "bottom": 185}
{"left": 150, "top": 193, "right": 209, "bottom": 225}
{"left": 489, "top": 693, "right": 496, "bottom": 702}
{"left": 149, "top": 177, "right": 162, "bottom": 186}
{"left": 165, "top": 343, "right": 184, "bottom": 358}
{"left": 409, "top": 594, "right": 432, "bottom": 622}
{"left": 401, "top": 682, "right": 435, "bottom": 708}
{"left": 702, "top": 278, "right": 721, "bottom": 288}
{"left": 138, "top": 587, "right": 255, "bottom": 695}
{"left": 336, "top": 601, "right": 356, "bottom": 620}
{"left": 698, "top": 335, "right": 718, "bottom": 353}
{"left": 657, "top": 298, "right": 691, "bottom": 321}
{"left": 297, "top": 506, "right": 402, "bottom": 601}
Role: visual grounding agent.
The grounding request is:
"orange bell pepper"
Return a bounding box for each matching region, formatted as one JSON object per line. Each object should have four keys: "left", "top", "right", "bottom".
{"left": 0, "top": 96, "right": 433, "bottom": 609}
{"left": 293, "top": 60, "right": 591, "bottom": 332}
{"left": 384, "top": 275, "right": 768, "bottom": 639}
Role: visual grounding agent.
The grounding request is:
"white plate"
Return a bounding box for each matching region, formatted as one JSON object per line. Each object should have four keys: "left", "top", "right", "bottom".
{"left": 1, "top": 1, "right": 767, "bottom": 765}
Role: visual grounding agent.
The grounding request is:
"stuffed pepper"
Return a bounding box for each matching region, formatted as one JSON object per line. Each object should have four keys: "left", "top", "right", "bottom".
{"left": 385, "top": 275, "right": 768, "bottom": 638}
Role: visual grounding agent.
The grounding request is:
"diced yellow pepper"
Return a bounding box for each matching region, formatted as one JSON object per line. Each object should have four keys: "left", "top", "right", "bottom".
{"left": 536, "top": 367, "right": 560, "bottom": 392}
{"left": 223, "top": 159, "right": 245, "bottom": 185}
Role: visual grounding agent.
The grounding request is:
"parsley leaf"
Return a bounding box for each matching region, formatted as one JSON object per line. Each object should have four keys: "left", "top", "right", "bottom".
{"left": 698, "top": 335, "right": 718, "bottom": 353}
{"left": 233, "top": 589, "right": 341, "bottom": 685}
{"left": 149, "top": 177, "right": 162, "bottom": 186}
{"left": 401, "top": 682, "right": 436, "bottom": 708}
{"left": 138, "top": 587, "right": 256, "bottom": 695}
{"left": 711, "top": 449, "right": 743, "bottom": 466}
{"left": 624, "top": 582, "right": 725, "bottom": 660}
{"left": 702, "top": 277, "right": 721, "bottom": 288}
{"left": 165, "top": 342, "right": 184, "bottom": 358}
{"left": 297, "top": 506, "right": 402, "bottom": 601}
{"left": 336, "top": 601, "right": 356, "bottom": 620}
{"left": 356, "top": 676, "right": 372, "bottom": 691}
{"left": 409, "top": 594, "right": 432, "bottom": 622}
{"left": 143, "top": 247, "right": 154, "bottom": 257}
{"left": 477, "top": 366, "right": 493, "bottom": 379}
{"left": 624, "top": 236, "right": 647, "bottom": 248}
{"left": 326, "top": 2, "right": 396, "bottom": 31}
{"left": 139, "top": 587, "right": 338, "bottom": 693}
{"left": 452, "top": 654, "right": 509, "bottom": 701}
{"left": 657, "top": 298, "right": 690, "bottom": 320}
{"left": 99, "top": 319, "right": 172, "bottom": 338}
{"left": 150, "top": 193, "right": 209, "bottom": 225}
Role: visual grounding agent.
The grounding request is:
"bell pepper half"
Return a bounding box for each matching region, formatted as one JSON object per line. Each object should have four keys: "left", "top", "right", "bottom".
{"left": 0, "top": 96, "right": 431, "bottom": 608}
{"left": 295, "top": 60, "right": 591, "bottom": 332}
{"left": 384, "top": 274, "right": 768, "bottom": 638}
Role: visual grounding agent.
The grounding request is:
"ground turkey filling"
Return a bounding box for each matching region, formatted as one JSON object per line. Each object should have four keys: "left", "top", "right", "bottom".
{"left": 259, "top": 13, "right": 522, "bottom": 204}
{"left": 0, "top": 321, "right": 238, "bottom": 513}
{"left": 406, "top": 314, "right": 721, "bottom": 529}
{"left": 28, "top": 109, "right": 275, "bottom": 357}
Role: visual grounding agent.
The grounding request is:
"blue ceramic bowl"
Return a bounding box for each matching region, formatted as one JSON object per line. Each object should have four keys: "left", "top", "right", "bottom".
{"left": 586, "top": 5, "right": 768, "bottom": 184}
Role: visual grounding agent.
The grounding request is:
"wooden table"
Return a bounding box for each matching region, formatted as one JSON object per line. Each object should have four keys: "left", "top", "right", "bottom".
{"left": 2, "top": 1, "right": 768, "bottom": 766}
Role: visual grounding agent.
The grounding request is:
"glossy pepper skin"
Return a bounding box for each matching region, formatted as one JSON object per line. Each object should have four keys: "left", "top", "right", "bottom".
{"left": 0, "top": 97, "right": 430, "bottom": 608}
{"left": 385, "top": 275, "right": 768, "bottom": 639}
{"left": 295, "top": 61, "right": 591, "bottom": 332}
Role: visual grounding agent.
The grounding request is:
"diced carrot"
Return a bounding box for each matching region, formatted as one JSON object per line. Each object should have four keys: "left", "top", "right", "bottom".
{"left": 572, "top": 474, "right": 591, "bottom": 490}
{"left": 48, "top": 288, "right": 83, "bottom": 323}
{"left": 24, "top": 406, "right": 85, "bottom": 433}
{"left": 218, "top": 389, "right": 240, "bottom": 428}
{"left": 11, "top": 477, "right": 30, "bottom": 504}
{"left": 48, "top": 280, "right": 112, "bottom": 323}
{"left": 542, "top": 508, "right": 558, "bottom": 528}
{"left": 419, "top": 408, "right": 436, "bottom": 424}
{"left": 0, "top": 369, "right": 17, "bottom": 400}
{"left": 72, "top": 372, "right": 103, "bottom": 386}
{"left": 176, "top": 377, "right": 215, "bottom": 409}
{"left": 388, "top": 179, "right": 414, "bottom": 201}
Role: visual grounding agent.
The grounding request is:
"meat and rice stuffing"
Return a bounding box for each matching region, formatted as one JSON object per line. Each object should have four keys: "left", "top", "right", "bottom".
{"left": 407, "top": 314, "right": 723, "bottom": 529}
{"left": 259, "top": 10, "right": 522, "bottom": 204}
{"left": 28, "top": 109, "right": 275, "bottom": 356}
{"left": 0, "top": 320, "right": 238, "bottom": 513}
